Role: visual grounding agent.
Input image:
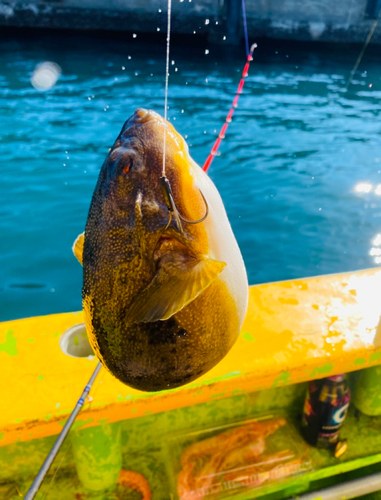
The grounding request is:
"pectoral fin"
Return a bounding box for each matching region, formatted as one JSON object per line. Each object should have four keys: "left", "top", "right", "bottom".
{"left": 72, "top": 232, "right": 85, "bottom": 265}
{"left": 126, "top": 255, "right": 226, "bottom": 324}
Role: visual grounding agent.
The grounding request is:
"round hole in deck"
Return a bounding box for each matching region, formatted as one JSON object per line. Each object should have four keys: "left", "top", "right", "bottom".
{"left": 60, "top": 324, "right": 95, "bottom": 359}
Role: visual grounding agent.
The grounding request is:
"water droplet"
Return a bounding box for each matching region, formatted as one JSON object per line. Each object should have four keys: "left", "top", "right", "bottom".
{"left": 369, "top": 83, "right": 373, "bottom": 88}
{"left": 134, "top": 71, "right": 139, "bottom": 76}
{"left": 215, "top": 21, "right": 218, "bottom": 25}
{"left": 223, "top": 35, "right": 226, "bottom": 40}
{"left": 133, "top": 33, "right": 137, "bottom": 38}
{"left": 158, "top": 8, "right": 162, "bottom": 12}
{"left": 157, "top": 27, "right": 160, "bottom": 31}
{"left": 193, "top": 31, "right": 196, "bottom": 34}
{"left": 87, "top": 97, "right": 91, "bottom": 100}
{"left": 63, "top": 163, "right": 66, "bottom": 167}
{"left": 122, "top": 66, "right": 125, "bottom": 70}
{"left": 205, "top": 49, "right": 209, "bottom": 55}
{"left": 205, "top": 19, "right": 209, "bottom": 25}
{"left": 171, "top": 60, "right": 175, "bottom": 65}
{"left": 181, "top": 109, "right": 184, "bottom": 113}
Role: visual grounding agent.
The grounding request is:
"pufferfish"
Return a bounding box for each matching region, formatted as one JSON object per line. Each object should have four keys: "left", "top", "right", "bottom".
{"left": 73, "top": 108, "right": 248, "bottom": 392}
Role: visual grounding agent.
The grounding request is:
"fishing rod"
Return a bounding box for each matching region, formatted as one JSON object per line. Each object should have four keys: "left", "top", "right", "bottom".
{"left": 24, "top": 362, "right": 102, "bottom": 500}
{"left": 346, "top": 10, "right": 381, "bottom": 89}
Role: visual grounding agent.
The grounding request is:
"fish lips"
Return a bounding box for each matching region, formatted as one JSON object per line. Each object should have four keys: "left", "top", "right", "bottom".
{"left": 154, "top": 227, "right": 191, "bottom": 262}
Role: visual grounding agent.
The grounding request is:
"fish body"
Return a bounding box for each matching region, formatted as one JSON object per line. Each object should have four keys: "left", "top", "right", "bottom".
{"left": 74, "top": 108, "right": 248, "bottom": 391}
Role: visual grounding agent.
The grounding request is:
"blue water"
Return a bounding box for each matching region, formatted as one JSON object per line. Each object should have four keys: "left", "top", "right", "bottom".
{"left": 1, "top": 32, "right": 381, "bottom": 322}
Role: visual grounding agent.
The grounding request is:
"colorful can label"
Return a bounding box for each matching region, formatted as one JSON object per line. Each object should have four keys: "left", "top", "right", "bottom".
{"left": 301, "top": 374, "right": 350, "bottom": 448}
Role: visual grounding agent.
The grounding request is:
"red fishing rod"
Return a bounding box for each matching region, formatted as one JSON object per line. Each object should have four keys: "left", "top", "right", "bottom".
{"left": 203, "top": 43, "right": 257, "bottom": 173}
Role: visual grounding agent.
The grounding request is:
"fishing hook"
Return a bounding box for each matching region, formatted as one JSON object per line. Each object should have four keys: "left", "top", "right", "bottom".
{"left": 160, "top": 176, "right": 209, "bottom": 233}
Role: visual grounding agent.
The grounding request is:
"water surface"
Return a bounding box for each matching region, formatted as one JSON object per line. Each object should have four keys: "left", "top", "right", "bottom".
{"left": 1, "top": 32, "right": 381, "bottom": 321}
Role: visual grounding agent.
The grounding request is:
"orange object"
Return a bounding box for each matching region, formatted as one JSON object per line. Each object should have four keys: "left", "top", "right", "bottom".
{"left": 118, "top": 469, "right": 151, "bottom": 500}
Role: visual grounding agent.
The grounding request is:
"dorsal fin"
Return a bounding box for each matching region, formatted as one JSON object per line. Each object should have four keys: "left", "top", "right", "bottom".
{"left": 72, "top": 232, "right": 85, "bottom": 265}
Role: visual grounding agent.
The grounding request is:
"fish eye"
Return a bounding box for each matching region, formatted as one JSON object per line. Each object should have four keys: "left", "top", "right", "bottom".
{"left": 123, "top": 160, "right": 132, "bottom": 175}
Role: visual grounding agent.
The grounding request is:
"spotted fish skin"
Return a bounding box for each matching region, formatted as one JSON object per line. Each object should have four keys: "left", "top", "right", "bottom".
{"left": 77, "top": 108, "right": 248, "bottom": 392}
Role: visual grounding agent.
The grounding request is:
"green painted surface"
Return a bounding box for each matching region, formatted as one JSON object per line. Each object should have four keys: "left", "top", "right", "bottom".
{"left": 242, "top": 332, "right": 255, "bottom": 341}
{"left": 2, "top": 378, "right": 381, "bottom": 498}
{"left": 354, "top": 358, "right": 367, "bottom": 366}
{"left": 309, "top": 363, "right": 333, "bottom": 378}
{"left": 71, "top": 423, "right": 122, "bottom": 491}
{"left": 0, "top": 330, "right": 18, "bottom": 356}
{"left": 272, "top": 371, "right": 291, "bottom": 387}
{"left": 369, "top": 352, "right": 381, "bottom": 363}
{"left": 353, "top": 365, "right": 381, "bottom": 416}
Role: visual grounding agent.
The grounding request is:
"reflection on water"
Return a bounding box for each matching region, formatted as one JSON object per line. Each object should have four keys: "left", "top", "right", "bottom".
{"left": 370, "top": 234, "right": 381, "bottom": 264}
{"left": 354, "top": 182, "right": 372, "bottom": 193}
{"left": 30, "top": 61, "right": 61, "bottom": 91}
{"left": 1, "top": 32, "right": 381, "bottom": 321}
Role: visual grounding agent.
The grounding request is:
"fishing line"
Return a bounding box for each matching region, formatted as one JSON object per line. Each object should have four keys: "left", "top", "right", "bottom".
{"left": 40, "top": 439, "right": 73, "bottom": 500}
{"left": 241, "top": 0, "right": 249, "bottom": 57}
{"left": 203, "top": 43, "right": 257, "bottom": 173}
{"left": 346, "top": 12, "right": 380, "bottom": 89}
{"left": 162, "top": 0, "right": 172, "bottom": 177}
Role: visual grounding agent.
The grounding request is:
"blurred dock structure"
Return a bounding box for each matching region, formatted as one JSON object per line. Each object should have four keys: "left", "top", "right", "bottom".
{"left": 0, "top": 0, "right": 381, "bottom": 44}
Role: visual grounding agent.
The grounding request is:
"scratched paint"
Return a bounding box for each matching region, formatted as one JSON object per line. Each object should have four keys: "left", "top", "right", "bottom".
{"left": 2, "top": 268, "right": 381, "bottom": 448}
{"left": 0, "top": 330, "right": 18, "bottom": 356}
{"left": 309, "top": 363, "right": 334, "bottom": 378}
{"left": 242, "top": 332, "right": 255, "bottom": 341}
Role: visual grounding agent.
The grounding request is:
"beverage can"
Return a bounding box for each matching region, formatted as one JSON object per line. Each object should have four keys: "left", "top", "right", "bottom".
{"left": 301, "top": 374, "right": 350, "bottom": 448}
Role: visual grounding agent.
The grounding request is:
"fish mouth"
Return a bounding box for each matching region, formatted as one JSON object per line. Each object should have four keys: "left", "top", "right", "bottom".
{"left": 154, "top": 231, "right": 189, "bottom": 261}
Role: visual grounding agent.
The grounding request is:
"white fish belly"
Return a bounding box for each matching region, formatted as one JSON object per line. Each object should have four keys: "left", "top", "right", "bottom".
{"left": 193, "top": 162, "right": 249, "bottom": 327}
